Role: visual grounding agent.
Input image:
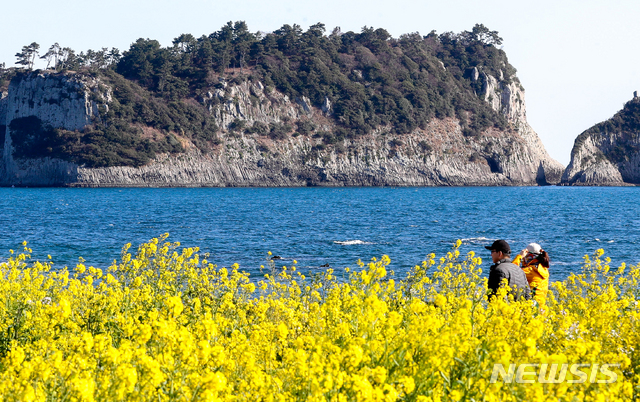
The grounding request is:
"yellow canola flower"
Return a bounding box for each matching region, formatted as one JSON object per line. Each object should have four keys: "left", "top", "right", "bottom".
{"left": 58, "top": 297, "right": 72, "bottom": 318}
{"left": 0, "top": 239, "right": 636, "bottom": 402}
{"left": 165, "top": 295, "right": 184, "bottom": 317}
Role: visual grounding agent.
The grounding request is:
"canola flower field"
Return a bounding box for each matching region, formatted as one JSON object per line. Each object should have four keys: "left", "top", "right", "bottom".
{"left": 0, "top": 235, "right": 638, "bottom": 401}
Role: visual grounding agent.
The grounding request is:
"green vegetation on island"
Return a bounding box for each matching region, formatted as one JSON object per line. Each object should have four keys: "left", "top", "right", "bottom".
{"left": 1, "top": 23, "right": 517, "bottom": 168}
{"left": 572, "top": 96, "right": 640, "bottom": 168}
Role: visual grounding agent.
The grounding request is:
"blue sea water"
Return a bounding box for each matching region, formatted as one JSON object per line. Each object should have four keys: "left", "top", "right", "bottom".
{"left": 0, "top": 186, "right": 639, "bottom": 281}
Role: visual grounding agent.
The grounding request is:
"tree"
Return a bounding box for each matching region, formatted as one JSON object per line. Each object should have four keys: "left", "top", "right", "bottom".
{"left": 301, "top": 23, "right": 326, "bottom": 50}
{"left": 117, "top": 38, "right": 163, "bottom": 87}
{"left": 273, "top": 24, "right": 303, "bottom": 56}
{"left": 211, "top": 22, "right": 235, "bottom": 72}
{"left": 40, "top": 43, "right": 61, "bottom": 70}
{"left": 107, "top": 48, "right": 121, "bottom": 67}
{"left": 171, "top": 34, "right": 197, "bottom": 77}
{"left": 15, "top": 42, "right": 40, "bottom": 70}
{"left": 173, "top": 33, "right": 197, "bottom": 53}
{"left": 96, "top": 48, "right": 110, "bottom": 69}
{"left": 57, "top": 47, "right": 77, "bottom": 71}
{"left": 308, "top": 23, "right": 326, "bottom": 38}
{"left": 195, "top": 35, "right": 214, "bottom": 70}
{"left": 466, "top": 24, "right": 502, "bottom": 46}
{"left": 232, "top": 21, "right": 256, "bottom": 72}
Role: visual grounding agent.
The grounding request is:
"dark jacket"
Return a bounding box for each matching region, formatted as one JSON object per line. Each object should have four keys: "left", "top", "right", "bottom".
{"left": 488, "top": 258, "right": 531, "bottom": 301}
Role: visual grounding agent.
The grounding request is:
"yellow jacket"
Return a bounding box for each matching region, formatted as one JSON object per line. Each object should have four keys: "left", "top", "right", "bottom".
{"left": 512, "top": 254, "right": 549, "bottom": 304}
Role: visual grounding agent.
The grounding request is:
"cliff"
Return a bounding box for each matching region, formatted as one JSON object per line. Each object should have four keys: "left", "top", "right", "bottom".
{"left": 0, "top": 72, "right": 111, "bottom": 184}
{"left": 0, "top": 70, "right": 563, "bottom": 187}
{"left": 562, "top": 96, "right": 640, "bottom": 186}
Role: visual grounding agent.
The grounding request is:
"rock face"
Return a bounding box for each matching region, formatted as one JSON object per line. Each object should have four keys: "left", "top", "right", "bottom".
{"left": 475, "top": 71, "right": 564, "bottom": 185}
{"left": 0, "top": 90, "right": 8, "bottom": 157}
{"left": 0, "top": 71, "right": 111, "bottom": 184}
{"left": 203, "top": 79, "right": 313, "bottom": 129}
{"left": 0, "top": 70, "right": 564, "bottom": 187}
{"left": 562, "top": 96, "right": 640, "bottom": 186}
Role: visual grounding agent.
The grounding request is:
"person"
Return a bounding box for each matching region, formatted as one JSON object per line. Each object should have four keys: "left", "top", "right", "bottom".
{"left": 485, "top": 240, "right": 531, "bottom": 301}
{"left": 513, "top": 243, "right": 550, "bottom": 305}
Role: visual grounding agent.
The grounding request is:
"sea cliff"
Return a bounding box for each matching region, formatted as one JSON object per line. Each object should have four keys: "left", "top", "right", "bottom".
{"left": 562, "top": 96, "right": 640, "bottom": 186}
{"left": 0, "top": 70, "right": 563, "bottom": 187}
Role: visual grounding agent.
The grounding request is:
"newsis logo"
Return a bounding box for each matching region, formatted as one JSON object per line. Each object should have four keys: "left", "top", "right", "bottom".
{"left": 490, "top": 363, "right": 620, "bottom": 384}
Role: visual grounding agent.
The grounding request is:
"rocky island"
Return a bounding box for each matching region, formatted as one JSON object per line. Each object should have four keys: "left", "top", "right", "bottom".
{"left": 0, "top": 23, "right": 563, "bottom": 187}
{"left": 561, "top": 94, "right": 640, "bottom": 186}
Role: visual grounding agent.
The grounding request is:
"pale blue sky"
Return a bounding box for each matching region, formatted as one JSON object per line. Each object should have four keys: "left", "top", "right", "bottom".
{"left": 2, "top": 0, "right": 639, "bottom": 165}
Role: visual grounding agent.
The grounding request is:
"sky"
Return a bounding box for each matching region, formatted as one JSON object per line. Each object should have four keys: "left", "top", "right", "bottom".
{"left": 2, "top": 0, "right": 639, "bottom": 166}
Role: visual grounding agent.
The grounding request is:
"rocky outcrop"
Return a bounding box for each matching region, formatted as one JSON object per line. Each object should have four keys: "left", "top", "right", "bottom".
{"left": 475, "top": 70, "right": 564, "bottom": 184}
{"left": 3, "top": 72, "right": 109, "bottom": 131}
{"left": 1, "top": 70, "right": 564, "bottom": 187}
{"left": 65, "top": 119, "right": 551, "bottom": 187}
{"left": 1, "top": 71, "right": 111, "bottom": 183}
{"left": 203, "top": 79, "right": 311, "bottom": 129}
{"left": 562, "top": 96, "right": 640, "bottom": 186}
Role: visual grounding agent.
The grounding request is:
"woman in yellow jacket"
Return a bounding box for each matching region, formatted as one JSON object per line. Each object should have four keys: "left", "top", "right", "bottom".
{"left": 512, "top": 243, "right": 550, "bottom": 305}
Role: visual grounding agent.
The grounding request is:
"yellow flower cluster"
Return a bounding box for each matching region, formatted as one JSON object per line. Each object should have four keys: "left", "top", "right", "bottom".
{"left": 0, "top": 236, "right": 637, "bottom": 401}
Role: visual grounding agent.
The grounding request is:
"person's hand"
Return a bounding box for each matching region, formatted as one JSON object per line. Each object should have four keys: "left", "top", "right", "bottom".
{"left": 519, "top": 249, "right": 527, "bottom": 257}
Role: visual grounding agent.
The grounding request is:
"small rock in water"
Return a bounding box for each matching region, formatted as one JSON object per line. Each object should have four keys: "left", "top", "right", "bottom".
{"left": 271, "top": 255, "right": 282, "bottom": 260}
{"left": 320, "top": 263, "right": 330, "bottom": 267}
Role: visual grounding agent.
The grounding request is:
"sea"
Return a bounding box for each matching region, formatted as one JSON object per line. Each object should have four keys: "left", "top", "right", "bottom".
{"left": 1, "top": 186, "right": 639, "bottom": 281}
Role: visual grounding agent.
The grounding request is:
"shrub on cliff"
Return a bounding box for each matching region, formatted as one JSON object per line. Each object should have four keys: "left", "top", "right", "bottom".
{"left": 101, "top": 70, "right": 218, "bottom": 151}
{"left": 0, "top": 66, "right": 17, "bottom": 92}
{"left": 8, "top": 115, "right": 181, "bottom": 168}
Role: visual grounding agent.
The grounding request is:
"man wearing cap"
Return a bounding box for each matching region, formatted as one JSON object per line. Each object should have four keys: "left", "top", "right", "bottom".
{"left": 485, "top": 240, "right": 531, "bottom": 301}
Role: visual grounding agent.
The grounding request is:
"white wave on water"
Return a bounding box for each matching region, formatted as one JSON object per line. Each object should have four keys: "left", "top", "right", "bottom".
{"left": 553, "top": 261, "right": 575, "bottom": 266}
{"left": 461, "top": 237, "right": 490, "bottom": 244}
{"left": 334, "top": 240, "right": 373, "bottom": 246}
{"left": 591, "top": 239, "right": 615, "bottom": 243}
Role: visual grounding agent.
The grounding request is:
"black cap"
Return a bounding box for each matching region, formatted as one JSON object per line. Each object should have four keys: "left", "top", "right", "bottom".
{"left": 485, "top": 239, "right": 511, "bottom": 254}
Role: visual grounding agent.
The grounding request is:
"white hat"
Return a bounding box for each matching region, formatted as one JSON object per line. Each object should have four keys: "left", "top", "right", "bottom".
{"left": 526, "top": 243, "right": 542, "bottom": 255}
